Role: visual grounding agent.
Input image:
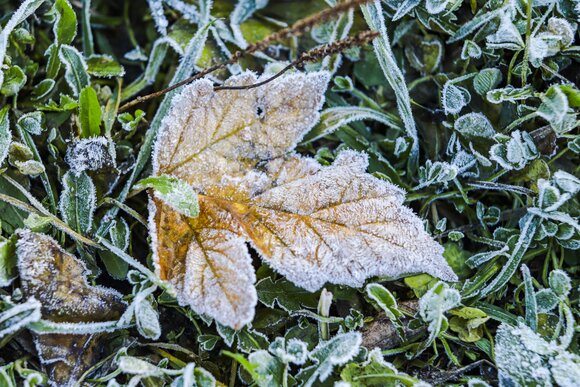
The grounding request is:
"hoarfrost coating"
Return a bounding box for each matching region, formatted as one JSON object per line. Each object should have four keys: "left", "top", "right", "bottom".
{"left": 149, "top": 70, "right": 457, "bottom": 329}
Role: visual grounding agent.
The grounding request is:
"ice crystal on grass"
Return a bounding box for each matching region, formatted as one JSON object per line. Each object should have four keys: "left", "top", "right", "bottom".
{"left": 149, "top": 71, "right": 456, "bottom": 328}
{"left": 16, "top": 230, "right": 126, "bottom": 386}
{"left": 495, "top": 322, "right": 580, "bottom": 387}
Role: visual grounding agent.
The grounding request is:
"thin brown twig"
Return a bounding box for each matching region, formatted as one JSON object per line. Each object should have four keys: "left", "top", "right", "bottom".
{"left": 118, "top": 0, "right": 372, "bottom": 113}
{"left": 214, "top": 30, "right": 379, "bottom": 92}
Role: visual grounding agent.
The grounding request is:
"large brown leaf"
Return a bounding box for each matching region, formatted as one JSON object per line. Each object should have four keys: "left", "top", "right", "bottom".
{"left": 150, "top": 71, "right": 457, "bottom": 329}
{"left": 16, "top": 230, "right": 126, "bottom": 386}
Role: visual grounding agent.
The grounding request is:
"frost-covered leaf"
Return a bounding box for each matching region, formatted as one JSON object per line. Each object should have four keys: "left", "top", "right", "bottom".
{"left": 0, "top": 65, "right": 27, "bottom": 96}
{"left": 0, "top": 0, "right": 45, "bottom": 89}
{"left": 256, "top": 277, "right": 318, "bottom": 312}
{"left": 392, "top": 0, "right": 421, "bottom": 21}
{"left": 486, "top": 13, "right": 524, "bottom": 51}
{"left": 473, "top": 68, "right": 502, "bottom": 96}
{"left": 442, "top": 82, "right": 469, "bottom": 115}
{"left": 136, "top": 175, "right": 199, "bottom": 218}
{"left": 150, "top": 71, "right": 456, "bottom": 329}
{"left": 16, "top": 230, "right": 126, "bottom": 386}
{"left": 302, "top": 331, "right": 362, "bottom": 386}
{"left": 307, "top": 106, "right": 402, "bottom": 143}
{"left": 455, "top": 113, "right": 495, "bottom": 139}
{"left": 537, "top": 85, "right": 571, "bottom": 133}
{"left": 269, "top": 337, "right": 308, "bottom": 365}
{"left": 17, "top": 112, "right": 44, "bottom": 136}
{"left": 147, "top": 0, "right": 172, "bottom": 36}
{"left": 495, "top": 322, "right": 580, "bottom": 386}
{"left": 486, "top": 86, "right": 535, "bottom": 104}
{"left": 340, "top": 348, "right": 424, "bottom": 386}
{"left": 418, "top": 281, "right": 461, "bottom": 351}
{"left": 59, "top": 45, "right": 90, "bottom": 96}
{"left": 59, "top": 171, "right": 96, "bottom": 234}
{"left": 53, "top": 0, "right": 77, "bottom": 45}
{"left": 118, "top": 110, "right": 145, "bottom": 132}
{"left": 362, "top": 1, "right": 418, "bottom": 166}
{"left": 425, "top": 0, "right": 450, "bottom": 15}
{"left": 86, "top": 54, "right": 125, "bottom": 78}
{"left": 134, "top": 297, "right": 161, "bottom": 340}
{"left": 552, "top": 170, "right": 580, "bottom": 195}
{"left": 0, "top": 297, "right": 41, "bottom": 339}
{"left": 366, "top": 283, "right": 404, "bottom": 338}
{"left": 416, "top": 160, "right": 458, "bottom": 189}
{"left": 548, "top": 269, "right": 571, "bottom": 298}
{"left": 0, "top": 106, "right": 10, "bottom": 167}
{"left": 65, "top": 136, "right": 116, "bottom": 173}
{"left": 490, "top": 130, "right": 538, "bottom": 170}
{"left": 461, "top": 40, "right": 482, "bottom": 60}
{"left": 230, "top": 0, "right": 269, "bottom": 48}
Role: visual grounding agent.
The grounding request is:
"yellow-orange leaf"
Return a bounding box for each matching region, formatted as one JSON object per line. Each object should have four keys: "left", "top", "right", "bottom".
{"left": 150, "top": 71, "right": 457, "bottom": 329}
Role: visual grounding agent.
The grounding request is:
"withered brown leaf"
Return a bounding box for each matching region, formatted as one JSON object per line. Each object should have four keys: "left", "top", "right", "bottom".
{"left": 150, "top": 71, "right": 457, "bottom": 329}
{"left": 16, "top": 230, "right": 126, "bottom": 386}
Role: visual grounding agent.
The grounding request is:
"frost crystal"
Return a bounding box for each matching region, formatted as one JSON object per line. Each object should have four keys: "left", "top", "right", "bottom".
{"left": 16, "top": 230, "right": 126, "bottom": 386}
{"left": 495, "top": 322, "right": 580, "bottom": 387}
{"left": 65, "top": 136, "right": 116, "bottom": 174}
{"left": 150, "top": 71, "right": 457, "bottom": 329}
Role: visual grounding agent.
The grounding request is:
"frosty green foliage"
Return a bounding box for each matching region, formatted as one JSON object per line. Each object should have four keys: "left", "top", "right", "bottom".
{"left": 300, "top": 332, "right": 362, "bottom": 386}
{"left": 418, "top": 281, "right": 461, "bottom": 352}
{"left": 0, "top": 297, "right": 41, "bottom": 339}
{"left": 135, "top": 175, "right": 199, "bottom": 218}
{"left": 0, "top": 107, "right": 10, "bottom": 166}
{"left": 442, "top": 82, "right": 469, "bottom": 115}
{"left": 0, "top": 0, "right": 45, "bottom": 89}
{"left": 269, "top": 337, "right": 308, "bottom": 365}
{"left": 341, "top": 348, "right": 427, "bottom": 386}
{"left": 473, "top": 69, "right": 502, "bottom": 96}
{"left": 58, "top": 44, "right": 89, "bottom": 96}
{"left": 461, "top": 40, "right": 482, "bottom": 59}
{"left": 490, "top": 131, "right": 539, "bottom": 170}
{"left": 366, "top": 283, "right": 405, "bottom": 338}
{"left": 495, "top": 322, "right": 580, "bottom": 387}
{"left": 416, "top": 160, "right": 458, "bottom": 189}
{"left": 0, "top": 0, "right": 578, "bottom": 384}
{"left": 59, "top": 171, "right": 96, "bottom": 234}
{"left": 454, "top": 113, "right": 495, "bottom": 139}
{"left": 16, "top": 112, "right": 44, "bottom": 136}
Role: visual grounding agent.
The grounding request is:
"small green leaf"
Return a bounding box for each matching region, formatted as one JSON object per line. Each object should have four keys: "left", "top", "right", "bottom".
{"left": 58, "top": 171, "right": 96, "bottom": 234}
{"left": 473, "top": 68, "right": 502, "bottom": 96}
{"left": 455, "top": 113, "right": 495, "bottom": 139}
{"left": 86, "top": 55, "right": 125, "bottom": 78}
{"left": 135, "top": 175, "right": 199, "bottom": 218}
{"left": 54, "top": 0, "right": 77, "bottom": 45}
{"left": 0, "top": 106, "right": 10, "bottom": 166}
{"left": 59, "top": 45, "right": 90, "bottom": 96}
{"left": 366, "top": 283, "right": 405, "bottom": 338}
{"left": 135, "top": 298, "right": 161, "bottom": 340}
{"left": 78, "top": 86, "right": 102, "bottom": 138}
{"left": 0, "top": 66, "right": 27, "bottom": 96}
{"left": 0, "top": 236, "right": 16, "bottom": 287}
{"left": 256, "top": 277, "right": 318, "bottom": 312}
{"left": 548, "top": 269, "right": 571, "bottom": 298}
{"left": 17, "top": 111, "right": 44, "bottom": 135}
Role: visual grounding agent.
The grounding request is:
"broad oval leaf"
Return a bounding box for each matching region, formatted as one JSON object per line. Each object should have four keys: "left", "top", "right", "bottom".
{"left": 150, "top": 71, "right": 457, "bottom": 329}
{"left": 16, "top": 230, "right": 126, "bottom": 386}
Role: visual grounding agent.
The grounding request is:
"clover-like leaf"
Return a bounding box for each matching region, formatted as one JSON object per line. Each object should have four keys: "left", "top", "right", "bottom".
{"left": 149, "top": 71, "right": 457, "bottom": 329}
{"left": 16, "top": 230, "right": 126, "bottom": 386}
